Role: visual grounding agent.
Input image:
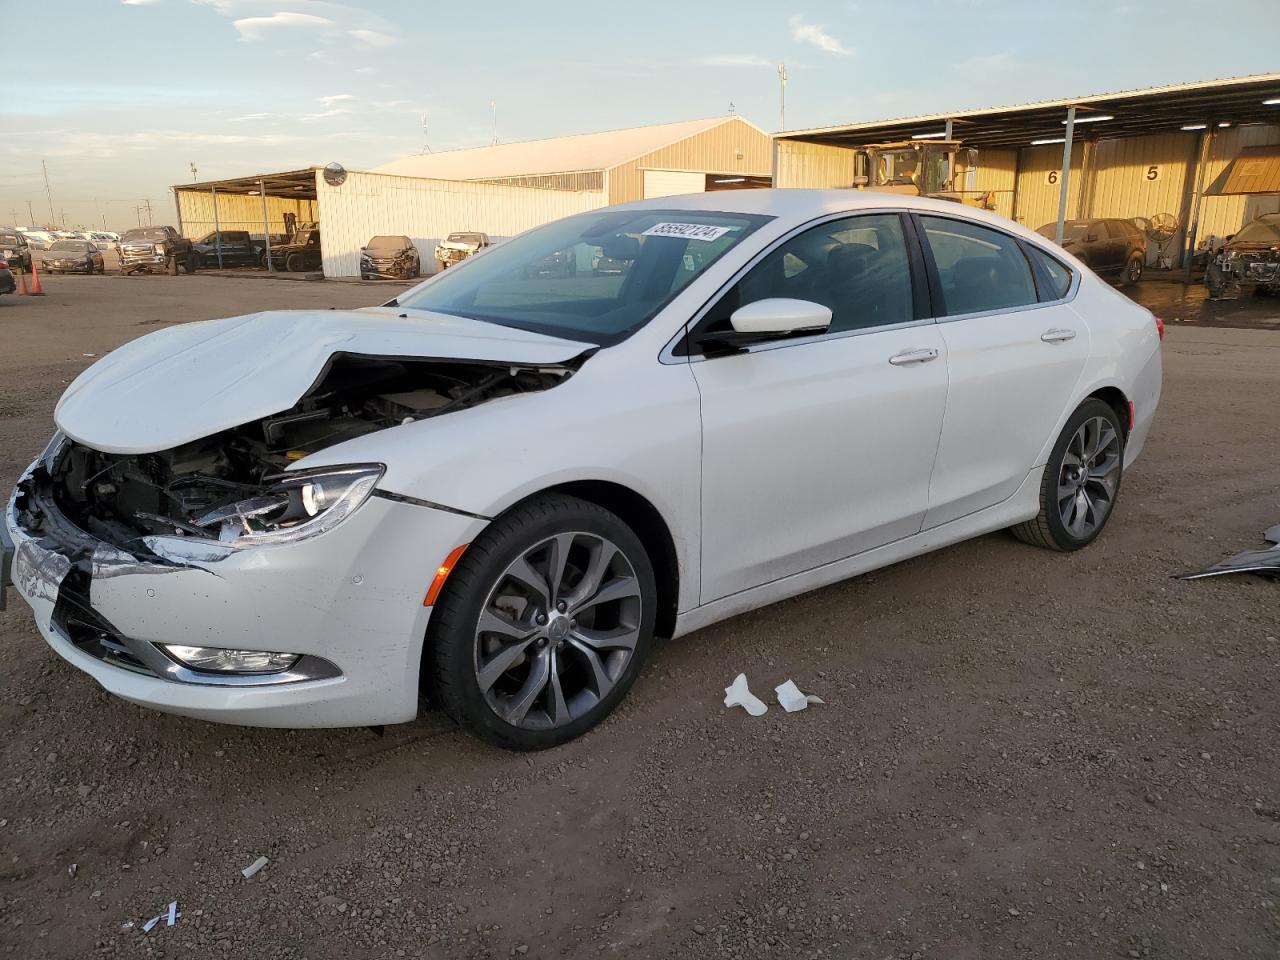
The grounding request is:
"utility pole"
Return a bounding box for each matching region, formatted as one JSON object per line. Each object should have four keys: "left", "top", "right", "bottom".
{"left": 26, "top": 200, "right": 35, "bottom": 225}
{"left": 42, "top": 160, "right": 56, "bottom": 226}
{"left": 490, "top": 100, "right": 499, "bottom": 146}
{"left": 777, "top": 63, "right": 788, "bottom": 132}
{"left": 420, "top": 113, "right": 431, "bottom": 153}
{"left": 140, "top": 198, "right": 153, "bottom": 226}
{"left": 190, "top": 162, "right": 198, "bottom": 182}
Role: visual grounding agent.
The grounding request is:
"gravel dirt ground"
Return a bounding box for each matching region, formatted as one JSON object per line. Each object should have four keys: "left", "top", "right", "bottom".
{"left": 1, "top": 275, "right": 1278, "bottom": 960}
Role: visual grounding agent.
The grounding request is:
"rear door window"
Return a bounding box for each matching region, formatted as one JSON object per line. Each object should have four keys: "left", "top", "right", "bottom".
{"left": 919, "top": 216, "right": 1038, "bottom": 316}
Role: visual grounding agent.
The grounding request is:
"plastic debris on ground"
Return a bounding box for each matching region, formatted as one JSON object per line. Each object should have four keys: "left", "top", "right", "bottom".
{"left": 241, "top": 855, "right": 269, "bottom": 879}
{"left": 774, "top": 679, "right": 825, "bottom": 713}
{"left": 1180, "top": 523, "right": 1280, "bottom": 580}
{"left": 723, "top": 673, "right": 768, "bottom": 716}
{"left": 140, "top": 901, "right": 179, "bottom": 934}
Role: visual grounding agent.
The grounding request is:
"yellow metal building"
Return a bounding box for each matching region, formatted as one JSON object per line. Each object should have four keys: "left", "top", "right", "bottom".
{"left": 775, "top": 74, "right": 1280, "bottom": 265}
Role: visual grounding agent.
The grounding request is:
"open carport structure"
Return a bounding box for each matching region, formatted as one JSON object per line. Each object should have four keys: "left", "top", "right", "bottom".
{"left": 775, "top": 73, "right": 1280, "bottom": 271}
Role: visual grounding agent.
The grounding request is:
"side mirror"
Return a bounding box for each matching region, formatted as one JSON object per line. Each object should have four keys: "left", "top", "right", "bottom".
{"left": 730, "top": 298, "right": 832, "bottom": 336}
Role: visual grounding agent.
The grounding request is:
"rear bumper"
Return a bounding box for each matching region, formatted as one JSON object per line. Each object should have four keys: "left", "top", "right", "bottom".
{"left": 1124, "top": 342, "right": 1162, "bottom": 468}
{"left": 4, "top": 456, "right": 484, "bottom": 727}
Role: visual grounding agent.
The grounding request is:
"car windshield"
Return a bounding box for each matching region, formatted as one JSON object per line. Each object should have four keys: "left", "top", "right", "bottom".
{"left": 399, "top": 208, "right": 771, "bottom": 345}
{"left": 51, "top": 240, "right": 90, "bottom": 251}
{"left": 0, "top": 233, "right": 21, "bottom": 245}
{"left": 123, "top": 228, "right": 169, "bottom": 241}
{"left": 446, "top": 233, "right": 484, "bottom": 244}
{"left": 1233, "top": 215, "right": 1280, "bottom": 244}
{"left": 368, "top": 235, "right": 409, "bottom": 250}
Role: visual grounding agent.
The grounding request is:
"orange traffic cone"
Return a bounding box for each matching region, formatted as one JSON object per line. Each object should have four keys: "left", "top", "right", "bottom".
{"left": 28, "top": 257, "right": 45, "bottom": 296}
{"left": 17, "top": 266, "right": 29, "bottom": 296}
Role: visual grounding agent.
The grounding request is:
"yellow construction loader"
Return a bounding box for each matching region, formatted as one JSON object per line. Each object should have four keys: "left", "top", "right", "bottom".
{"left": 851, "top": 140, "right": 995, "bottom": 210}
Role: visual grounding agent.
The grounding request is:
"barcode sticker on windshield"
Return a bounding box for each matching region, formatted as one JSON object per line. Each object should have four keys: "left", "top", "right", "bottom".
{"left": 642, "top": 222, "right": 732, "bottom": 242}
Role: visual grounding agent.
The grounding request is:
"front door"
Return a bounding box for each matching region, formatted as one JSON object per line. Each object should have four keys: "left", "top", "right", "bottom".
{"left": 915, "top": 214, "right": 1091, "bottom": 528}
{"left": 688, "top": 212, "right": 949, "bottom": 603}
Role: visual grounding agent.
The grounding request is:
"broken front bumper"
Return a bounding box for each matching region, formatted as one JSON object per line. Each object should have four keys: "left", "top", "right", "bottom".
{"left": 3, "top": 457, "right": 483, "bottom": 728}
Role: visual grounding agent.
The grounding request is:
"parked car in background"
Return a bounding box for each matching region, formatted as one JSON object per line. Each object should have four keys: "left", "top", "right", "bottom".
{"left": 83, "top": 231, "right": 120, "bottom": 248}
{"left": 361, "top": 235, "right": 420, "bottom": 279}
{"left": 1036, "top": 218, "right": 1147, "bottom": 284}
{"left": 120, "top": 226, "right": 197, "bottom": 275}
{"left": 0, "top": 229, "right": 33, "bottom": 273}
{"left": 193, "top": 230, "right": 260, "bottom": 268}
{"left": 0, "top": 258, "right": 14, "bottom": 295}
{"left": 263, "top": 227, "right": 322, "bottom": 272}
{"left": 524, "top": 248, "right": 576, "bottom": 278}
{"left": 44, "top": 240, "right": 105, "bottom": 274}
{"left": 21, "top": 231, "right": 56, "bottom": 251}
{"left": 435, "top": 231, "right": 490, "bottom": 272}
{"left": 1205, "top": 212, "right": 1280, "bottom": 298}
{"left": 2, "top": 192, "right": 1162, "bottom": 748}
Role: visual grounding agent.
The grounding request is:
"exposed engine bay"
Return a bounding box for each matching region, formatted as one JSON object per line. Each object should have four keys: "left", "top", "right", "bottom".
{"left": 28, "top": 353, "right": 576, "bottom": 553}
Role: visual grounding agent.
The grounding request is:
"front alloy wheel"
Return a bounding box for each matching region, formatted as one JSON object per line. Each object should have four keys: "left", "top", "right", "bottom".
{"left": 1012, "top": 398, "right": 1125, "bottom": 551}
{"left": 427, "top": 494, "right": 656, "bottom": 749}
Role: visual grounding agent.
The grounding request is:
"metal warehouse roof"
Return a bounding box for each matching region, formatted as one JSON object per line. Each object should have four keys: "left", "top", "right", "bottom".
{"left": 178, "top": 168, "right": 317, "bottom": 198}
{"left": 371, "top": 116, "right": 752, "bottom": 180}
{"left": 777, "top": 73, "right": 1280, "bottom": 150}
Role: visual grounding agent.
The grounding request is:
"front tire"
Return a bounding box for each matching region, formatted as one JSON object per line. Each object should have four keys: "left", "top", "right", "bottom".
{"left": 1123, "top": 253, "right": 1143, "bottom": 285}
{"left": 1011, "top": 399, "right": 1125, "bottom": 551}
{"left": 285, "top": 252, "right": 306, "bottom": 272}
{"left": 426, "top": 494, "right": 657, "bottom": 750}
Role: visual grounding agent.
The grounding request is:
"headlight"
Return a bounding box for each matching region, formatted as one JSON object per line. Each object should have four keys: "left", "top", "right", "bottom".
{"left": 191, "top": 463, "right": 384, "bottom": 547}
{"left": 153, "top": 243, "right": 165, "bottom": 254}
{"left": 160, "top": 645, "right": 300, "bottom": 674}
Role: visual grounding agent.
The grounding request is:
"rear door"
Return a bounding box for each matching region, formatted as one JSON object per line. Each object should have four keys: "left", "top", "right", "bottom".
{"left": 916, "top": 214, "right": 1090, "bottom": 528}
{"left": 688, "top": 212, "right": 948, "bottom": 602}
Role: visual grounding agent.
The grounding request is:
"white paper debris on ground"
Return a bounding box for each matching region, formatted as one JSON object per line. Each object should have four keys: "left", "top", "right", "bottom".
{"left": 241, "top": 855, "right": 269, "bottom": 879}
{"left": 166, "top": 901, "right": 178, "bottom": 926}
{"left": 142, "top": 916, "right": 161, "bottom": 934}
{"left": 724, "top": 673, "right": 768, "bottom": 716}
{"left": 775, "top": 679, "right": 825, "bottom": 713}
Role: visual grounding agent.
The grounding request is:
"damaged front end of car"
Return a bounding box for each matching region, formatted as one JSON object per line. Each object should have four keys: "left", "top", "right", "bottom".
{"left": 3, "top": 347, "right": 582, "bottom": 697}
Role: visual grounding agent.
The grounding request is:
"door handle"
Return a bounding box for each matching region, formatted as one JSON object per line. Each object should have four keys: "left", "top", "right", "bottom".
{"left": 888, "top": 347, "right": 940, "bottom": 366}
{"left": 1041, "top": 328, "right": 1077, "bottom": 343}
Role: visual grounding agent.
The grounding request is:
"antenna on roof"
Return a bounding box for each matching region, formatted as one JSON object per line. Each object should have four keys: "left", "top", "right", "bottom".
{"left": 728, "top": 101, "right": 736, "bottom": 114}
{"left": 490, "top": 100, "right": 499, "bottom": 146}
{"left": 420, "top": 113, "right": 431, "bottom": 154}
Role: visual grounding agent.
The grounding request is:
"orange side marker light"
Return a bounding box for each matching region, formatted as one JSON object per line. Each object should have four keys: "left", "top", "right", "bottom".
{"left": 424, "top": 544, "right": 468, "bottom": 607}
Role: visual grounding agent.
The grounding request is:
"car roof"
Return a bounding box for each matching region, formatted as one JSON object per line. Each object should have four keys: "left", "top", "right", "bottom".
{"left": 613, "top": 188, "right": 1057, "bottom": 247}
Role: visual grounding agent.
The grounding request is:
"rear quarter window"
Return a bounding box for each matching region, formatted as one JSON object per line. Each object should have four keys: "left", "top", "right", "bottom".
{"left": 1026, "top": 245, "right": 1074, "bottom": 300}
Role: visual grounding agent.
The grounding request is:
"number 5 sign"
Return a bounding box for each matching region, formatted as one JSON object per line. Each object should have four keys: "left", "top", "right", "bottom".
{"left": 1145, "top": 165, "right": 1161, "bottom": 182}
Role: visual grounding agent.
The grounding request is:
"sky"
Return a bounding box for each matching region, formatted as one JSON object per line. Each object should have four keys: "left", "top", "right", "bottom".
{"left": 4, "top": 0, "right": 1278, "bottom": 230}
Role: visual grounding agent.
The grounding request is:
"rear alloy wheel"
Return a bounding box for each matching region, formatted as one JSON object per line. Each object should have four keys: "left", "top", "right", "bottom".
{"left": 1123, "top": 253, "right": 1143, "bottom": 284}
{"left": 427, "top": 494, "right": 656, "bottom": 750}
{"left": 1011, "top": 398, "right": 1125, "bottom": 551}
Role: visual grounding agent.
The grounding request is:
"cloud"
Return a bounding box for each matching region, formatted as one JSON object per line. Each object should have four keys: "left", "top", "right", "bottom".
{"left": 348, "top": 28, "right": 396, "bottom": 48}
{"left": 122, "top": 0, "right": 161, "bottom": 5}
{"left": 698, "top": 54, "right": 773, "bottom": 68}
{"left": 354, "top": 66, "right": 378, "bottom": 74}
{"left": 788, "top": 15, "right": 852, "bottom": 55}
{"left": 317, "top": 93, "right": 357, "bottom": 106}
{"left": 231, "top": 11, "right": 335, "bottom": 41}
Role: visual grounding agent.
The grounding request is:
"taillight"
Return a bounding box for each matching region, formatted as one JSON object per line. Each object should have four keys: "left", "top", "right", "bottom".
{"left": 0, "top": 259, "right": 8, "bottom": 270}
{"left": 1155, "top": 316, "right": 1165, "bottom": 341}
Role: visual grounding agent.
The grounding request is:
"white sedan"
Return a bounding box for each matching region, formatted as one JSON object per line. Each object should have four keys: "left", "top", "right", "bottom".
{"left": 2, "top": 191, "right": 1162, "bottom": 749}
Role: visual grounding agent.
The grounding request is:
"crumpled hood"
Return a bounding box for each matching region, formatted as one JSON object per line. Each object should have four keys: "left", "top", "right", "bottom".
{"left": 55, "top": 307, "right": 587, "bottom": 455}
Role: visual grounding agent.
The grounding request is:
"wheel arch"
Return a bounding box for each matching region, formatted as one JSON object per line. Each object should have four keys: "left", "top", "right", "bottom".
{"left": 504, "top": 480, "right": 681, "bottom": 640}
{"left": 1086, "top": 385, "right": 1131, "bottom": 438}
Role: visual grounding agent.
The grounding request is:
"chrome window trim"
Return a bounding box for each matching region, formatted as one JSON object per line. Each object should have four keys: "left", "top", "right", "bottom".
{"left": 660, "top": 208, "right": 929, "bottom": 365}
{"left": 660, "top": 207, "right": 1082, "bottom": 364}
{"left": 914, "top": 211, "right": 1082, "bottom": 321}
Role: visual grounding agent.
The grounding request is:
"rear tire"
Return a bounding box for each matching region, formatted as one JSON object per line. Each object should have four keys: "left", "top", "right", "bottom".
{"left": 426, "top": 494, "right": 657, "bottom": 750}
{"left": 285, "top": 252, "right": 306, "bottom": 272}
{"left": 1011, "top": 398, "right": 1125, "bottom": 551}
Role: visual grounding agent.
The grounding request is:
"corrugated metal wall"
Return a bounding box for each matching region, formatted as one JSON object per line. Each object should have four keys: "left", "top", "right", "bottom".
{"left": 774, "top": 140, "right": 856, "bottom": 188}
{"left": 643, "top": 170, "right": 707, "bottom": 198}
{"left": 316, "top": 170, "right": 606, "bottom": 278}
{"left": 1011, "top": 143, "right": 1085, "bottom": 230}
{"left": 970, "top": 149, "right": 1018, "bottom": 220}
{"left": 175, "top": 190, "right": 317, "bottom": 239}
{"left": 1198, "top": 124, "right": 1280, "bottom": 238}
{"left": 608, "top": 116, "right": 772, "bottom": 204}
